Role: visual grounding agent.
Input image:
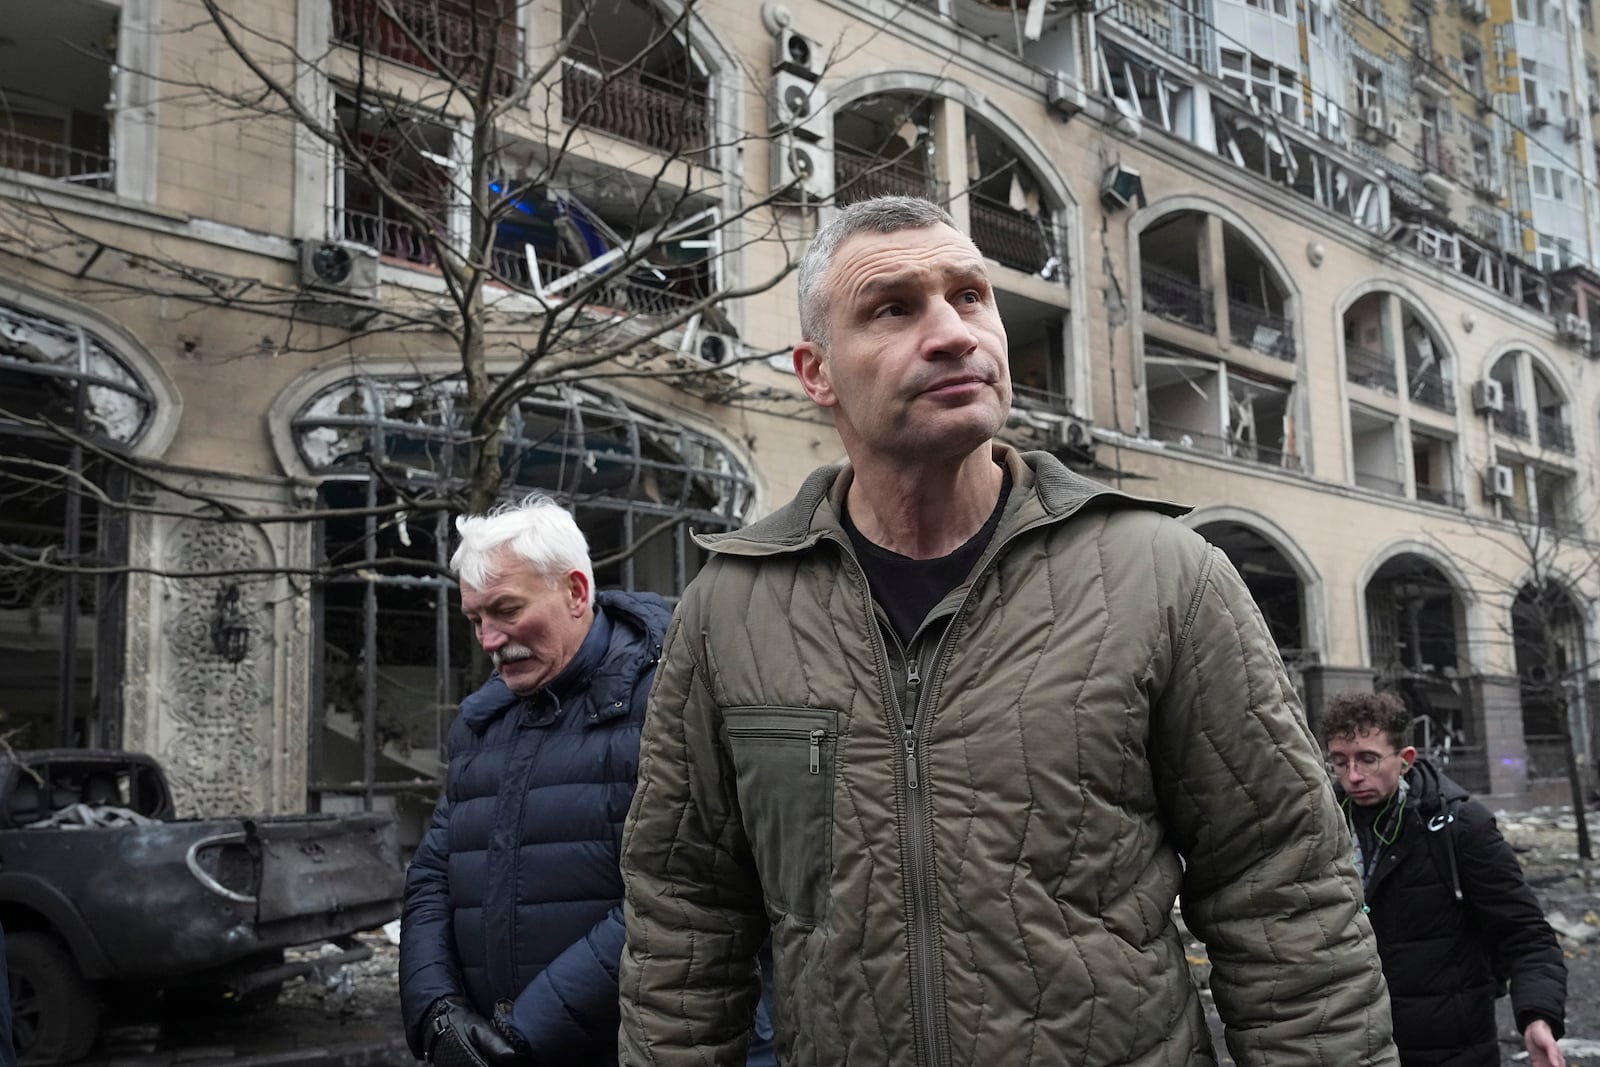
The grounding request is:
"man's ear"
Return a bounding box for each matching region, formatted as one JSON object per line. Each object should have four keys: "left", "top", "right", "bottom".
{"left": 565, "top": 569, "right": 592, "bottom": 617}
{"left": 794, "top": 341, "right": 837, "bottom": 409}
{"left": 1400, "top": 745, "right": 1418, "bottom": 770}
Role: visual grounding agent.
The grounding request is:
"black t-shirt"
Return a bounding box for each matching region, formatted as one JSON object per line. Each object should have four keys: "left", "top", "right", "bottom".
{"left": 843, "top": 469, "right": 1012, "bottom": 646}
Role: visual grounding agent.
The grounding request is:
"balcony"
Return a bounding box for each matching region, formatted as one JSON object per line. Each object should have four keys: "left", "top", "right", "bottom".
{"left": 0, "top": 130, "right": 113, "bottom": 191}
{"left": 835, "top": 144, "right": 946, "bottom": 205}
{"left": 1142, "top": 267, "right": 1215, "bottom": 331}
{"left": 1012, "top": 382, "right": 1071, "bottom": 413}
{"left": 1537, "top": 413, "right": 1575, "bottom": 454}
{"left": 331, "top": 0, "right": 522, "bottom": 96}
{"left": 1407, "top": 366, "right": 1456, "bottom": 414}
{"left": 1415, "top": 484, "right": 1464, "bottom": 508}
{"left": 969, "top": 194, "right": 1062, "bottom": 276}
{"left": 1354, "top": 470, "right": 1407, "bottom": 496}
{"left": 1228, "top": 300, "right": 1294, "bottom": 361}
{"left": 342, "top": 206, "right": 440, "bottom": 266}
{"left": 1502, "top": 504, "right": 1585, "bottom": 538}
{"left": 1494, "top": 404, "right": 1530, "bottom": 439}
{"left": 487, "top": 235, "right": 708, "bottom": 316}
{"left": 1345, "top": 343, "right": 1397, "bottom": 391}
{"left": 561, "top": 55, "right": 712, "bottom": 163}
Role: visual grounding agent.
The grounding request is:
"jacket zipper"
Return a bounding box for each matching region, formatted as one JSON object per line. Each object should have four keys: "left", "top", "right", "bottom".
{"left": 723, "top": 725, "right": 835, "bottom": 773}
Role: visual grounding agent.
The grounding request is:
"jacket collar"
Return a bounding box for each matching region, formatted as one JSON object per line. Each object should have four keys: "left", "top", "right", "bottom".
{"left": 696, "top": 443, "right": 1188, "bottom": 558}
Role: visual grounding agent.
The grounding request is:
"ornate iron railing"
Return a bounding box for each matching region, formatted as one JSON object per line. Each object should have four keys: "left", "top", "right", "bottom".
{"left": 834, "top": 143, "right": 946, "bottom": 204}
{"left": 0, "top": 129, "right": 113, "bottom": 190}
{"left": 561, "top": 55, "right": 712, "bottom": 162}
{"left": 1494, "top": 403, "right": 1529, "bottom": 439}
{"left": 1149, "top": 420, "right": 1300, "bottom": 469}
{"left": 1407, "top": 366, "right": 1457, "bottom": 414}
{"left": 1344, "top": 343, "right": 1397, "bottom": 391}
{"left": 1228, "top": 300, "right": 1295, "bottom": 361}
{"left": 341, "top": 205, "right": 440, "bottom": 265}
{"left": 1142, "top": 267, "right": 1215, "bottom": 331}
{"left": 969, "top": 194, "right": 1062, "bottom": 276}
{"left": 1537, "top": 412, "right": 1575, "bottom": 454}
{"left": 331, "top": 0, "right": 522, "bottom": 96}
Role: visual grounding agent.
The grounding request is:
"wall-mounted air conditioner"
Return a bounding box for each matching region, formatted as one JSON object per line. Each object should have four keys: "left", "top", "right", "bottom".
{"left": 1470, "top": 377, "right": 1504, "bottom": 413}
{"left": 1383, "top": 117, "right": 1402, "bottom": 141}
{"left": 1564, "top": 116, "right": 1582, "bottom": 142}
{"left": 1461, "top": 0, "right": 1487, "bottom": 22}
{"left": 772, "top": 133, "right": 834, "bottom": 202}
{"left": 1529, "top": 106, "right": 1550, "bottom": 127}
{"left": 768, "top": 70, "right": 828, "bottom": 140}
{"left": 1482, "top": 463, "right": 1515, "bottom": 499}
{"left": 1046, "top": 70, "right": 1083, "bottom": 120}
{"left": 687, "top": 329, "right": 741, "bottom": 370}
{"left": 1559, "top": 312, "right": 1592, "bottom": 346}
{"left": 773, "top": 27, "right": 826, "bottom": 81}
{"left": 297, "top": 241, "right": 379, "bottom": 300}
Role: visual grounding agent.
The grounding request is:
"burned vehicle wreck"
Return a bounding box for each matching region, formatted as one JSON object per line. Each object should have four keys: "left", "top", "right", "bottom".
{"left": 0, "top": 750, "right": 403, "bottom": 1065}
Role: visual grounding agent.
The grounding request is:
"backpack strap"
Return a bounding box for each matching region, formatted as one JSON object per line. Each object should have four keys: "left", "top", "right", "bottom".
{"left": 1423, "top": 795, "right": 1467, "bottom": 902}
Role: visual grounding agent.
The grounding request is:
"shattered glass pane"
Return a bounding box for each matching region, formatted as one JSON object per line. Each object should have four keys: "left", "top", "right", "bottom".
{"left": 0, "top": 303, "right": 154, "bottom": 445}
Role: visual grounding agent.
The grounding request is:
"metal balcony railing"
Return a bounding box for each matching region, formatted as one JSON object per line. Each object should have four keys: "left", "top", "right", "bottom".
{"left": 1148, "top": 420, "right": 1300, "bottom": 469}
{"left": 0, "top": 129, "right": 113, "bottom": 190}
{"left": 1494, "top": 403, "right": 1530, "bottom": 439}
{"left": 331, "top": 0, "right": 522, "bottom": 96}
{"left": 1354, "top": 470, "right": 1407, "bottom": 496}
{"left": 1142, "top": 267, "right": 1215, "bottom": 331}
{"left": 1344, "top": 343, "right": 1397, "bottom": 391}
{"left": 1407, "top": 366, "right": 1456, "bottom": 414}
{"left": 1502, "top": 504, "right": 1585, "bottom": 537}
{"left": 1537, "top": 412, "right": 1575, "bottom": 454}
{"left": 561, "top": 55, "right": 712, "bottom": 163}
{"left": 342, "top": 206, "right": 441, "bottom": 266}
{"left": 969, "top": 194, "right": 1063, "bottom": 276}
{"left": 834, "top": 144, "right": 946, "bottom": 205}
{"left": 1415, "top": 484, "right": 1464, "bottom": 508}
{"left": 1012, "top": 382, "right": 1071, "bottom": 413}
{"left": 1228, "top": 300, "right": 1295, "bottom": 361}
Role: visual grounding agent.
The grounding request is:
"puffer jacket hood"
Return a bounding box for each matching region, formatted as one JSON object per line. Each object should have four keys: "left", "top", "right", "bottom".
{"left": 621, "top": 446, "right": 1395, "bottom": 1067}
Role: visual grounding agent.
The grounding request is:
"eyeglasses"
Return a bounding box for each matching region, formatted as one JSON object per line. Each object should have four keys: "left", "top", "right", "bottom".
{"left": 1325, "top": 751, "right": 1398, "bottom": 775}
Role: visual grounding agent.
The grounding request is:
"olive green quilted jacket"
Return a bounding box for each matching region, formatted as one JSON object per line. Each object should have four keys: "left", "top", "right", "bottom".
{"left": 619, "top": 446, "right": 1395, "bottom": 1066}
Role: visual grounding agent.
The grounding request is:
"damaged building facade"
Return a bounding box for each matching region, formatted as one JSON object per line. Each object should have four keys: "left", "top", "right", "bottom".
{"left": 2, "top": 0, "right": 1599, "bottom": 839}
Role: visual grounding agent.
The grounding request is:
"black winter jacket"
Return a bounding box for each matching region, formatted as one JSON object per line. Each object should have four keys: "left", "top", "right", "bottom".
{"left": 1345, "top": 759, "right": 1565, "bottom": 1067}
{"left": 400, "top": 590, "right": 671, "bottom": 1065}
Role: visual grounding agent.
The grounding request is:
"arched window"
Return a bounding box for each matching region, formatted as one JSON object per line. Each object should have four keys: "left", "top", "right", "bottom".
{"left": 0, "top": 301, "right": 157, "bottom": 747}
{"left": 291, "top": 375, "right": 752, "bottom": 820}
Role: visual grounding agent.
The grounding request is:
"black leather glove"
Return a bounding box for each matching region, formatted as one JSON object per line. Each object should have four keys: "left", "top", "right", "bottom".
{"left": 426, "top": 996, "right": 525, "bottom": 1067}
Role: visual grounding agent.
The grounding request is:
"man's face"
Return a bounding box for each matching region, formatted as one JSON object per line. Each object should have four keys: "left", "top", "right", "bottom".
{"left": 793, "top": 224, "right": 1011, "bottom": 464}
{"left": 460, "top": 553, "right": 592, "bottom": 696}
{"left": 1326, "top": 726, "right": 1416, "bottom": 806}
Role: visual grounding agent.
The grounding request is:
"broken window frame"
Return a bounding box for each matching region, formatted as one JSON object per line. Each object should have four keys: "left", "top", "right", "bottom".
{"left": 0, "top": 0, "right": 119, "bottom": 193}
{"left": 293, "top": 374, "right": 753, "bottom": 812}
{"left": 1143, "top": 349, "right": 1299, "bottom": 470}
{"left": 334, "top": 90, "right": 462, "bottom": 267}
{"left": 0, "top": 300, "right": 146, "bottom": 751}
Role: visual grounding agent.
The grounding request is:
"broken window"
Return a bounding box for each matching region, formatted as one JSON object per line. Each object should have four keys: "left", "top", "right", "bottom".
{"left": 1530, "top": 363, "right": 1573, "bottom": 453}
{"left": 1366, "top": 554, "right": 1468, "bottom": 750}
{"left": 1350, "top": 406, "right": 1403, "bottom": 495}
{"left": 0, "top": 300, "right": 149, "bottom": 750}
{"left": 1001, "top": 292, "right": 1071, "bottom": 413}
{"left": 966, "top": 117, "right": 1062, "bottom": 277}
{"left": 295, "top": 375, "right": 752, "bottom": 819}
{"left": 1512, "top": 580, "right": 1584, "bottom": 779}
{"left": 1411, "top": 433, "right": 1459, "bottom": 506}
{"left": 1402, "top": 314, "right": 1454, "bottom": 414}
{"left": 1196, "top": 521, "right": 1307, "bottom": 662}
{"left": 560, "top": 0, "right": 712, "bottom": 161}
{"left": 1223, "top": 226, "right": 1294, "bottom": 360}
{"left": 1144, "top": 349, "right": 1296, "bottom": 468}
{"left": 336, "top": 93, "right": 457, "bottom": 266}
{"left": 1343, "top": 293, "right": 1396, "bottom": 391}
{"left": 834, "top": 94, "right": 944, "bottom": 205}
{"left": 0, "top": 0, "right": 118, "bottom": 191}
{"left": 1489, "top": 350, "right": 1529, "bottom": 437}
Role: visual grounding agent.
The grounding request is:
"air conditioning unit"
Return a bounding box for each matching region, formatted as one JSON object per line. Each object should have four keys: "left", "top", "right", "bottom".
{"left": 1099, "top": 163, "right": 1144, "bottom": 211}
{"left": 1045, "top": 69, "right": 1083, "bottom": 120}
{"left": 1564, "top": 115, "right": 1582, "bottom": 142}
{"left": 687, "top": 329, "right": 740, "bottom": 371}
{"left": 1530, "top": 105, "right": 1549, "bottom": 127}
{"left": 1383, "top": 117, "right": 1403, "bottom": 141}
{"left": 772, "top": 133, "right": 834, "bottom": 202}
{"left": 1482, "top": 463, "right": 1515, "bottom": 500}
{"left": 1363, "top": 105, "right": 1384, "bottom": 129}
{"left": 1470, "top": 377, "right": 1504, "bottom": 413}
{"left": 1461, "top": 0, "right": 1487, "bottom": 21}
{"left": 773, "top": 27, "right": 826, "bottom": 81}
{"left": 298, "top": 241, "right": 379, "bottom": 299}
{"left": 1056, "top": 414, "right": 1094, "bottom": 457}
{"left": 1558, "top": 312, "right": 1592, "bottom": 345}
{"left": 768, "top": 70, "right": 828, "bottom": 140}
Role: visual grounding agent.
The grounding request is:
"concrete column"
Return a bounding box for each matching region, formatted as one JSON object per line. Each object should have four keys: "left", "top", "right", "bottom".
{"left": 1301, "top": 665, "right": 1377, "bottom": 740}
{"left": 1201, "top": 214, "right": 1230, "bottom": 347}
{"left": 935, "top": 98, "right": 970, "bottom": 235}
{"left": 1465, "top": 673, "right": 1528, "bottom": 798}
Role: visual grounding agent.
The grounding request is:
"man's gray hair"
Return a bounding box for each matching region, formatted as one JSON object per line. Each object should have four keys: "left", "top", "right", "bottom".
{"left": 797, "top": 196, "right": 960, "bottom": 346}
{"left": 452, "top": 494, "right": 595, "bottom": 608}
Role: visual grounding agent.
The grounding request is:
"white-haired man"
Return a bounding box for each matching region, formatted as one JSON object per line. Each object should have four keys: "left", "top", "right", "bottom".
{"left": 619, "top": 197, "right": 1396, "bottom": 1065}
{"left": 401, "top": 495, "right": 672, "bottom": 1066}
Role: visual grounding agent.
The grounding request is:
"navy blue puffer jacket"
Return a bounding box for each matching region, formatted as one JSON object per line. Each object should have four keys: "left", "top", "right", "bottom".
{"left": 401, "top": 589, "right": 671, "bottom": 1064}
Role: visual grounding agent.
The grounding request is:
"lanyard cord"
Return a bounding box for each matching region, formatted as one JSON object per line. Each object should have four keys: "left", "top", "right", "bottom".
{"left": 1341, "top": 785, "right": 1408, "bottom": 846}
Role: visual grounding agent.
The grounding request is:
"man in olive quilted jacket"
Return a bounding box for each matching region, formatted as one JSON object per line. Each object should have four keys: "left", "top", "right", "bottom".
{"left": 618, "top": 196, "right": 1397, "bottom": 1066}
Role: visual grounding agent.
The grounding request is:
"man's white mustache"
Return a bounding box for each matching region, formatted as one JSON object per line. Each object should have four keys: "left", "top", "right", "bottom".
{"left": 493, "top": 645, "right": 534, "bottom": 667}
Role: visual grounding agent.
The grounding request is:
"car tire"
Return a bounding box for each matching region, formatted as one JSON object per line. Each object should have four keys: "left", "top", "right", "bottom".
{"left": 8, "top": 931, "right": 100, "bottom": 1066}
